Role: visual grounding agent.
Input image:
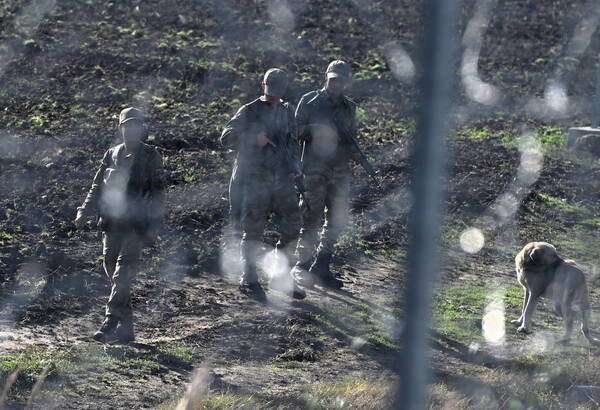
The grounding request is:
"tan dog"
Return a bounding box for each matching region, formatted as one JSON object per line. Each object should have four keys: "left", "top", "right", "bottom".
{"left": 513, "top": 242, "right": 599, "bottom": 345}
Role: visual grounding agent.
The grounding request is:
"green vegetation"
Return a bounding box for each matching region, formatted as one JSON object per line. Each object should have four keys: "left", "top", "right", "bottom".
{"left": 432, "top": 281, "right": 523, "bottom": 343}
{"left": 457, "top": 126, "right": 512, "bottom": 142}
{"left": 3, "top": 0, "right": 600, "bottom": 408}
{"left": 311, "top": 300, "right": 400, "bottom": 351}
{"left": 456, "top": 125, "right": 566, "bottom": 153}
{"left": 538, "top": 194, "right": 589, "bottom": 216}
{"left": 0, "top": 346, "right": 76, "bottom": 395}
{"left": 303, "top": 378, "right": 395, "bottom": 409}
{"left": 535, "top": 126, "right": 566, "bottom": 150}
{"left": 158, "top": 392, "right": 265, "bottom": 410}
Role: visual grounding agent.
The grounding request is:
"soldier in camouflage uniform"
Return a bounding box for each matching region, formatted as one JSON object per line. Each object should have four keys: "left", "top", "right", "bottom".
{"left": 220, "top": 68, "right": 306, "bottom": 300}
{"left": 291, "top": 60, "right": 360, "bottom": 289}
{"left": 75, "top": 107, "right": 166, "bottom": 343}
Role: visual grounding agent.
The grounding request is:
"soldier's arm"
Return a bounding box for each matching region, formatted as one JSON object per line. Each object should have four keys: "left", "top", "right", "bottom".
{"left": 346, "top": 101, "right": 362, "bottom": 155}
{"left": 76, "top": 149, "right": 111, "bottom": 220}
{"left": 286, "top": 103, "right": 302, "bottom": 165}
{"left": 295, "top": 94, "right": 312, "bottom": 142}
{"left": 147, "top": 148, "right": 166, "bottom": 235}
{"left": 220, "top": 105, "right": 249, "bottom": 150}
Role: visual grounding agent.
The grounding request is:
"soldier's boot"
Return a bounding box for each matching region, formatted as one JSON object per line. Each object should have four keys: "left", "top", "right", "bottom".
{"left": 290, "top": 260, "right": 316, "bottom": 289}
{"left": 289, "top": 281, "right": 306, "bottom": 300}
{"left": 239, "top": 267, "right": 266, "bottom": 302}
{"left": 93, "top": 315, "right": 119, "bottom": 343}
{"left": 269, "top": 272, "right": 306, "bottom": 300}
{"left": 114, "top": 311, "right": 134, "bottom": 344}
{"left": 309, "top": 252, "right": 343, "bottom": 289}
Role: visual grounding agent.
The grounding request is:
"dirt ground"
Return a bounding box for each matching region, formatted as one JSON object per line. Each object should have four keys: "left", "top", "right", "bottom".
{"left": 2, "top": 0, "right": 600, "bottom": 408}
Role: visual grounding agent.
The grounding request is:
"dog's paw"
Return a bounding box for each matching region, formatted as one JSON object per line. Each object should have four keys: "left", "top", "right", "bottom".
{"left": 510, "top": 319, "right": 522, "bottom": 326}
{"left": 516, "top": 326, "right": 531, "bottom": 334}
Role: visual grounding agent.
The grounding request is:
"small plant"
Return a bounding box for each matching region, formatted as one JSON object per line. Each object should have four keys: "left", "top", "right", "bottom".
{"left": 30, "top": 115, "right": 44, "bottom": 128}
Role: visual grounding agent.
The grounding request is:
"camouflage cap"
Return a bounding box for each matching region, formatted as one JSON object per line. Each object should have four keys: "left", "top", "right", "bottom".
{"left": 263, "top": 68, "right": 288, "bottom": 97}
{"left": 326, "top": 60, "right": 351, "bottom": 80}
{"left": 119, "top": 107, "right": 145, "bottom": 125}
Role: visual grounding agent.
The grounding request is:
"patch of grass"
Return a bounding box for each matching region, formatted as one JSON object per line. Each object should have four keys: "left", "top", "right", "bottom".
{"left": 582, "top": 216, "right": 600, "bottom": 228}
{"left": 30, "top": 115, "right": 44, "bottom": 128}
{"left": 335, "top": 230, "right": 377, "bottom": 258}
{"left": 456, "top": 127, "right": 513, "bottom": 143}
{"left": 158, "top": 391, "right": 266, "bottom": 410}
{"left": 183, "top": 169, "right": 201, "bottom": 183}
{"left": 535, "top": 125, "right": 565, "bottom": 150}
{"left": 428, "top": 383, "right": 471, "bottom": 409}
{"left": 432, "top": 281, "right": 523, "bottom": 344}
{"left": 303, "top": 377, "right": 395, "bottom": 409}
{"left": 433, "top": 283, "right": 486, "bottom": 343}
{"left": 457, "top": 125, "right": 565, "bottom": 153}
{"left": 504, "top": 283, "right": 524, "bottom": 308}
{"left": 520, "top": 195, "right": 600, "bottom": 262}
{"left": 0, "top": 346, "right": 76, "bottom": 395}
{"left": 440, "top": 217, "right": 469, "bottom": 249}
{"left": 156, "top": 342, "right": 197, "bottom": 367}
{"left": 555, "top": 232, "right": 600, "bottom": 262}
{"left": 361, "top": 115, "right": 416, "bottom": 143}
{"left": 538, "top": 194, "right": 590, "bottom": 217}
{"left": 312, "top": 301, "right": 400, "bottom": 351}
{"left": 353, "top": 52, "right": 388, "bottom": 81}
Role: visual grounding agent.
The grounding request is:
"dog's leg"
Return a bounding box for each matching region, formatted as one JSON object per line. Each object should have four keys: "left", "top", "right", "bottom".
{"left": 517, "top": 290, "right": 539, "bottom": 333}
{"left": 511, "top": 285, "right": 528, "bottom": 326}
{"left": 558, "top": 289, "right": 575, "bottom": 345}
{"left": 580, "top": 293, "right": 600, "bottom": 345}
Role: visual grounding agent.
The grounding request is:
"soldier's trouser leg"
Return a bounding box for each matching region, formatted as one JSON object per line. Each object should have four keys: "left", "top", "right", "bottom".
{"left": 102, "top": 232, "right": 120, "bottom": 284}
{"left": 270, "top": 177, "right": 302, "bottom": 277}
{"left": 295, "top": 173, "right": 328, "bottom": 268}
{"left": 221, "top": 166, "right": 244, "bottom": 281}
{"left": 269, "top": 177, "right": 305, "bottom": 298}
{"left": 240, "top": 181, "right": 270, "bottom": 284}
{"left": 317, "top": 173, "right": 351, "bottom": 256}
{"left": 228, "top": 162, "right": 243, "bottom": 241}
{"left": 273, "top": 176, "right": 302, "bottom": 264}
{"left": 105, "top": 232, "right": 143, "bottom": 321}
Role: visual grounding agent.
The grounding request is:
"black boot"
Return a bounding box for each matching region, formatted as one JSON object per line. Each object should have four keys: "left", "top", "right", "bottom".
{"left": 114, "top": 313, "right": 134, "bottom": 344}
{"left": 290, "top": 282, "right": 306, "bottom": 299}
{"left": 93, "top": 315, "right": 119, "bottom": 343}
{"left": 239, "top": 269, "right": 266, "bottom": 301}
{"left": 309, "top": 252, "right": 343, "bottom": 289}
{"left": 269, "top": 273, "right": 307, "bottom": 300}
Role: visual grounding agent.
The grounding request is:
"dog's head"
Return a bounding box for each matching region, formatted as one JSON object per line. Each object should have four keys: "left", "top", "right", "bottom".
{"left": 527, "top": 242, "right": 560, "bottom": 267}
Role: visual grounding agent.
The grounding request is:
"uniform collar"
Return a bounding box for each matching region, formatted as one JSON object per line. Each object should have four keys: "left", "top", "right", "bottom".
{"left": 119, "top": 142, "right": 144, "bottom": 159}
{"left": 259, "top": 95, "right": 284, "bottom": 104}
{"left": 321, "top": 88, "right": 345, "bottom": 106}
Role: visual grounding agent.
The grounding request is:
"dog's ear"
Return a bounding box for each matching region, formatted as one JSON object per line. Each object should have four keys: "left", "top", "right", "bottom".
{"left": 528, "top": 248, "right": 538, "bottom": 263}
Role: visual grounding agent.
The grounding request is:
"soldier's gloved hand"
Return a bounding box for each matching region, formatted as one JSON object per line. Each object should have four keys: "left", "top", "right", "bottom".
{"left": 144, "top": 231, "right": 158, "bottom": 246}
{"left": 256, "top": 131, "right": 277, "bottom": 148}
{"left": 74, "top": 215, "right": 86, "bottom": 230}
{"left": 288, "top": 171, "right": 302, "bottom": 180}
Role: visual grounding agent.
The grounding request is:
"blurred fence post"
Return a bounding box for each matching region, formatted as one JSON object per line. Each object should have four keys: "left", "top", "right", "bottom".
{"left": 592, "top": 66, "right": 600, "bottom": 128}
{"left": 395, "top": 0, "right": 461, "bottom": 409}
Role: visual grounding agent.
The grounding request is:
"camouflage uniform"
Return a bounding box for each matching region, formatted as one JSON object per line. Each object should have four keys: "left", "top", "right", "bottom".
{"left": 220, "top": 96, "right": 302, "bottom": 289}
{"left": 293, "top": 87, "right": 358, "bottom": 285}
{"left": 77, "top": 140, "right": 165, "bottom": 339}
